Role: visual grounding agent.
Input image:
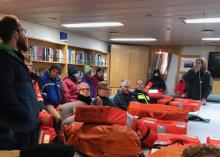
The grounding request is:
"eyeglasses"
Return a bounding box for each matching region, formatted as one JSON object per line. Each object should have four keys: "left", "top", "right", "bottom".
{"left": 80, "top": 88, "right": 90, "bottom": 91}
{"left": 196, "top": 61, "right": 202, "bottom": 64}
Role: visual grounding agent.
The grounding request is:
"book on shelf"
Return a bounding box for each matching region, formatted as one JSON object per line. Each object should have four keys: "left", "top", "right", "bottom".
{"left": 30, "top": 45, "right": 64, "bottom": 63}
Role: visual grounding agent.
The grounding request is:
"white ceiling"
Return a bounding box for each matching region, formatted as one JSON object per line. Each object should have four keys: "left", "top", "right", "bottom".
{"left": 1, "top": 0, "right": 220, "bottom": 45}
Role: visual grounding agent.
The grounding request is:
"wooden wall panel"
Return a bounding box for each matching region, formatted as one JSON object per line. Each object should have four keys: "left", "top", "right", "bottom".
{"left": 110, "top": 44, "right": 149, "bottom": 89}
{"left": 129, "top": 47, "right": 149, "bottom": 88}
{"left": 110, "top": 45, "right": 131, "bottom": 87}
{"left": 212, "top": 79, "right": 220, "bottom": 94}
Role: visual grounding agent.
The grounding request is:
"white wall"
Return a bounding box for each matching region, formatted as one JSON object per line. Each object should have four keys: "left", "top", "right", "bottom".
{"left": 21, "top": 20, "right": 109, "bottom": 53}
{"left": 181, "top": 46, "right": 216, "bottom": 61}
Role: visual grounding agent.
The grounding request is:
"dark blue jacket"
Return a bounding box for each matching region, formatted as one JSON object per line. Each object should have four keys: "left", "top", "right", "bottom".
{"left": 0, "top": 44, "right": 39, "bottom": 133}
{"left": 40, "top": 71, "right": 62, "bottom": 106}
{"left": 184, "top": 69, "right": 212, "bottom": 100}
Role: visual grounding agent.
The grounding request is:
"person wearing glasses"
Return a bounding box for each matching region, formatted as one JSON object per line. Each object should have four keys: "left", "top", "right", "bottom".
{"left": 72, "top": 82, "right": 92, "bottom": 114}
{"left": 0, "top": 15, "right": 39, "bottom": 149}
{"left": 184, "top": 57, "right": 212, "bottom": 104}
{"left": 93, "top": 81, "right": 115, "bottom": 106}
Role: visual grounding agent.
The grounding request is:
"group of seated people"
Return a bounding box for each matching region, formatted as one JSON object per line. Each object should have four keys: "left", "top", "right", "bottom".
{"left": 25, "top": 58, "right": 167, "bottom": 128}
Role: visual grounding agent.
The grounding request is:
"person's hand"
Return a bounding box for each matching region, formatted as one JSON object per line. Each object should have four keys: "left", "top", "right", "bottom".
{"left": 95, "top": 96, "right": 103, "bottom": 106}
{"left": 202, "top": 98, "right": 206, "bottom": 105}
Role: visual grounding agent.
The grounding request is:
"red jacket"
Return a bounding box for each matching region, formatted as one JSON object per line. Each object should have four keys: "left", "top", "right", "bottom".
{"left": 61, "top": 77, "right": 78, "bottom": 103}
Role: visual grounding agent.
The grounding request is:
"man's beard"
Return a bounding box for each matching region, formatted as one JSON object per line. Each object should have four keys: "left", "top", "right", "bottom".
{"left": 17, "top": 35, "right": 28, "bottom": 52}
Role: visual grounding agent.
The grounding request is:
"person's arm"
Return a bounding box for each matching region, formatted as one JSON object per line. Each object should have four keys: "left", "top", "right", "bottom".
{"left": 61, "top": 80, "right": 72, "bottom": 103}
{"left": 184, "top": 69, "right": 196, "bottom": 84}
{"left": 0, "top": 56, "right": 29, "bottom": 120}
{"left": 203, "top": 72, "right": 213, "bottom": 99}
{"left": 161, "top": 79, "right": 166, "bottom": 91}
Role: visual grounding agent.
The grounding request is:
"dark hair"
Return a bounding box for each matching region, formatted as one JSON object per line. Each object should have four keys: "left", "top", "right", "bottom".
{"left": 0, "top": 15, "right": 20, "bottom": 43}
{"left": 153, "top": 69, "right": 161, "bottom": 77}
{"left": 182, "top": 144, "right": 220, "bottom": 157}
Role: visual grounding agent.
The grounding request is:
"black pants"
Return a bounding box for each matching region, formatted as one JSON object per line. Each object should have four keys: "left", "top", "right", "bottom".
{"left": 14, "top": 128, "right": 38, "bottom": 149}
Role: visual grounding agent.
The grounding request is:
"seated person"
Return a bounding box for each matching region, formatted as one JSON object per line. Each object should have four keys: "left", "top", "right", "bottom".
{"left": 114, "top": 80, "right": 136, "bottom": 110}
{"left": 25, "top": 58, "right": 44, "bottom": 110}
{"left": 147, "top": 69, "right": 166, "bottom": 92}
{"left": 182, "top": 144, "right": 220, "bottom": 157}
{"left": 93, "top": 81, "right": 115, "bottom": 106}
{"left": 72, "top": 82, "right": 92, "bottom": 114}
{"left": 61, "top": 65, "right": 79, "bottom": 103}
{"left": 132, "top": 79, "right": 150, "bottom": 103}
{"left": 81, "top": 65, "right": 96, "bottom": 98}
{"left": 39, "top": 64, "right": 62, "bottom": 128}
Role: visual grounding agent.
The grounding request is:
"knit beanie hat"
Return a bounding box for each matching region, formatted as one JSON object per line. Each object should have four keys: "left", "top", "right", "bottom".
{"left": 68, "top": 65, "right": 78, "bottom": 77}
{"left": 96, "top": 67, "right": 104, "bottom": 73}
{"left": 78, "top": 82, "right": 90, "bottom": 92}
{"left": 84, "top": 65, "right": 92, "bottom": 74}
{"left": 49, "top": 64, "right": 61, "bottom": 74}
{"left": 97, "top": 81, "right": 109, "bottom": 90}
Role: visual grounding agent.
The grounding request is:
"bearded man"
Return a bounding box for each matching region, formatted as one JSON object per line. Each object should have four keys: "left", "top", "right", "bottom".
{"left": 0, "top": 15, "right": 39, "bottom": 149}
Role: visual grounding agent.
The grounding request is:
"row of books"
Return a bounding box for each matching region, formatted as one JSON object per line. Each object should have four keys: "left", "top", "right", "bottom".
{"left": 68, "top": 48, "right": 108, "bottom": 66}
{"left": 30, "top": 45, "right": 64, "bottom": 62}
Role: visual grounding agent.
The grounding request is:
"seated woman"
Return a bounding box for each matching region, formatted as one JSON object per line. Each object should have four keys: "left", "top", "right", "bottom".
{"left": 72, "top": 82, "right": 92, "bottom": 113}
{"left": 93, "top": 81, "right": 115, "bottom": 106}
{"left": 147, "top": 69, "right": 166, "bottom": 92}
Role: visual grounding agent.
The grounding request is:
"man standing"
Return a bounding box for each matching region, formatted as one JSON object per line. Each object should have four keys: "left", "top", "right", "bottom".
{"left": 0, "top": 15, "right": 39, "bottom": 149}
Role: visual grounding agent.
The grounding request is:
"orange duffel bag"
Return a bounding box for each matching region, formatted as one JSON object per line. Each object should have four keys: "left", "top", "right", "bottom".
{"left": 64, "top": 123, "right": 142, "bottom": 157}
{"left": 75, "top": 105, "right": 158, "bottom": 148}
{"left": 170, "top": 98, "right": 203, "bottom": 112}
{"left": 75, "top": 106, "right": 126, "bottom": 125}
{"left": 128, "top": 102, "right": 189, "bottom": 121}
{"left": 155, "top": 134, "right": 200, "bottom": 147}
{"left": 140, "top": 117, "right": 187, "bottom": 134}
{"left": 206, "top": 136, "right": 220, "bottom": 145}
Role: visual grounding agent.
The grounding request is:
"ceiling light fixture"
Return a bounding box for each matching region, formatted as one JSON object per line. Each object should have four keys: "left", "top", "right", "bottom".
{"left": 202, "top": 38, "right": 220, "bottom": 41}
{"left": 110, "top": 38, "right": 157, "bottom": 41}
{"left": 62, "top": 22, "right": 123, "bottom": 28}
{"left": 184, "top": 18, "right": 220, "bottom": 23}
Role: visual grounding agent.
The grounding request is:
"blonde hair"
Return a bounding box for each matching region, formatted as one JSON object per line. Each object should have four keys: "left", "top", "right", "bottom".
{"left": 196, "top": 57, "right": 207, "bottom": 71}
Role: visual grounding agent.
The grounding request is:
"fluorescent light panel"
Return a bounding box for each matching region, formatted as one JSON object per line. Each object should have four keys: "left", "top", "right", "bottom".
{"left": 110, "top": 38, "right": 157, "bottom": 41}
{"left": 62, "top": 22, "right": 123, "bottom": 28}
{"left": 185, "top": 18, "right": 220, "bottom": 23}
{"left": 202, "top": 38, "right": 220, "bottom": 41}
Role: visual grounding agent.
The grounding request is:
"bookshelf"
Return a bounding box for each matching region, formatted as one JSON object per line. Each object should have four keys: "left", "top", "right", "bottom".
{"left": 27, "top": 38, "right": 109, "bottom": 80}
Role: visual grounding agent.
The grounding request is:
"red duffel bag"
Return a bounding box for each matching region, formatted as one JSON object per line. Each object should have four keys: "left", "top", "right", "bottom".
{"left": 140, "top": 117, "right": 187, "bottom": 134}
{"left": 206, "top": 136, "right": 220, "bottom": 145}
{"left": 144, "top": 82, "right": 164, "bottom": 99}
{"left": 128, "top": 102, "right": 189, "bottom": 121}
{"left": 39, "top": 111, "right": 54, "bottom": 127}
{"left": 64, "top": 123, "right": 142, "bottom": 157}
{"left": 157, "top": 96, "right": 174, "bottom": 104}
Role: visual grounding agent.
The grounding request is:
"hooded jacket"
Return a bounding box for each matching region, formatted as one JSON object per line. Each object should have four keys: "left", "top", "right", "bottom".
{"left": 61, "top": 76, "right": 78, "bottom": 103}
